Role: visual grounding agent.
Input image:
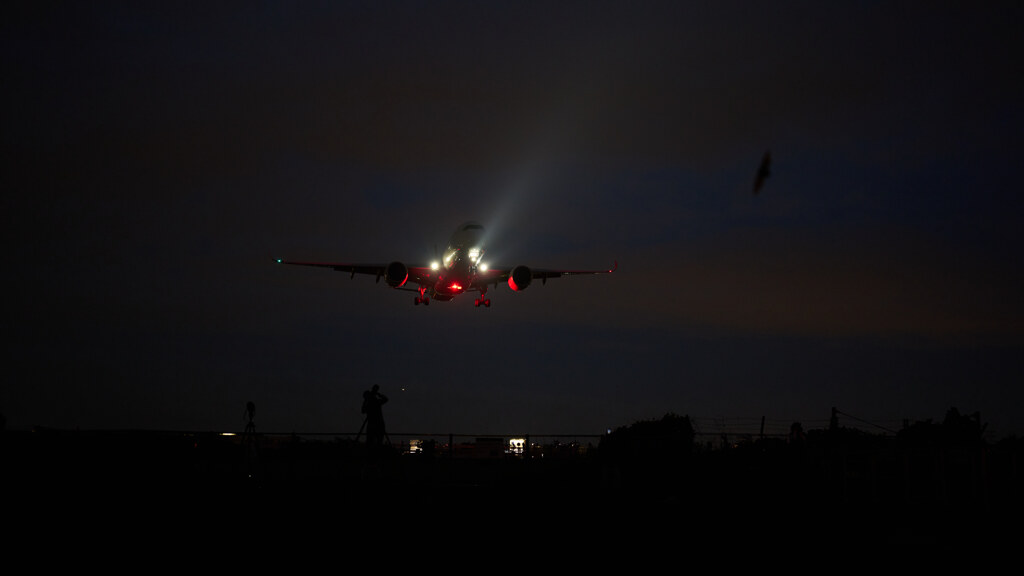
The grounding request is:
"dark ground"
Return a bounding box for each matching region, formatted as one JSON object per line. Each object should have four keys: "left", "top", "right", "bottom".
{"left": 4, "top": 427, "right": 1019, "bottom": 558}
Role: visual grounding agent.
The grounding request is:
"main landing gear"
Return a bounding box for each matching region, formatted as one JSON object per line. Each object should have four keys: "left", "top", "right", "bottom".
{"left": 415, "top": 286, "right": 430, "bottom": 306}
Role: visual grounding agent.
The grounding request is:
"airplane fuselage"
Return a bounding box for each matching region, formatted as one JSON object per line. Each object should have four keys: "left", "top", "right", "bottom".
{"left": 431, "top": 260, "right": 471, "bottom": 301}
{"left": 430, "top": 221, "right": 485, "bottom": 301}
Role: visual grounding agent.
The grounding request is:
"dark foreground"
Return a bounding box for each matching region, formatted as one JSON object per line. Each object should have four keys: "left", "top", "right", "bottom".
{"left": 4, "top": 428, "right": 1020, "bottom": 561}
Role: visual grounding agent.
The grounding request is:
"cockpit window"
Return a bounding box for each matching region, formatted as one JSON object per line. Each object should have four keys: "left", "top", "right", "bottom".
{"left": 443, "top": 248, "right": 458, "bottom": 269}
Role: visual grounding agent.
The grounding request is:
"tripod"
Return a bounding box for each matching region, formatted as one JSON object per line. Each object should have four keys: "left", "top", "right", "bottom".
{"left": 355, "top": 416, "right": 391, "bottom": 447}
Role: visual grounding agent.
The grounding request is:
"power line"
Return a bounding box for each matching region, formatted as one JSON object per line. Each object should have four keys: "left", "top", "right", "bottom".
{"left": 833, "top": 407, "right": 900, "bottom": 435}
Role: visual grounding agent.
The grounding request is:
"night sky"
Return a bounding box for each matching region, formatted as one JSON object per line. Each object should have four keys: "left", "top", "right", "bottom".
{"left": 4, "top": 2, "right": 1023, "bottom": 440}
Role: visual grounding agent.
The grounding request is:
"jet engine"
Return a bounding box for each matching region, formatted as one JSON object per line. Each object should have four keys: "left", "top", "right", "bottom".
{"left": 508, "top": 265, "right": 533, "bottom": 291}
{"left": 385, "top": 261, "right": 409, "bottom": 288}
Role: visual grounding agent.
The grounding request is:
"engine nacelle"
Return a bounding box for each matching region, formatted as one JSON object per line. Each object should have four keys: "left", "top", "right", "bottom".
{"left": 385, "top": 261, "right": 409, "bottom": 288}
{"left": 508, "top": 265, "right": 533, "bottom": 291}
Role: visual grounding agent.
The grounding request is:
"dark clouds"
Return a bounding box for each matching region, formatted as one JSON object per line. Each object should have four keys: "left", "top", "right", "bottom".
{"left": 3, "top": 2, "right": 1023, "bottom": 438}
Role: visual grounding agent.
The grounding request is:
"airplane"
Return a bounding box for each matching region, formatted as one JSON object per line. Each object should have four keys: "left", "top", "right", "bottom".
{"left": 276, "top": 221, "right": 616, "bottom": 307}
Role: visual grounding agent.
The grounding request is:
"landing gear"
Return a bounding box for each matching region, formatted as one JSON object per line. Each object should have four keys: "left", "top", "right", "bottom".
{"left": 415, "top": 287, "right": 430, "bottom": 306}
{"left": 474, "top": 288, "right": 491, "bottom": 308}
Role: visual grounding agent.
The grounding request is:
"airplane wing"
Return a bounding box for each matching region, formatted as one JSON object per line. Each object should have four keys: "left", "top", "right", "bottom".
{"left": 522, "top": 261, "right": 619, "bottom": 281}
{"left": 471, "top": 261, "right": 618, "bottom": 290}
{"left": 275, "top": 260, "right": 435, "bottom": 290}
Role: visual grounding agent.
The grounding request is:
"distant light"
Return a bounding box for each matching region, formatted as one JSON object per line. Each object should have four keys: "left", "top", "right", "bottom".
{"left": 430, "top": 261, "right": 439, "bottom": 271}
{"left": 221, "top": 432, "right": 236, "bottom": 436}
{"left": 450, "top": 282, "right": 462, "bottom": 291}
{"left": 479, "top": 263, "right": 488, "bottom": 272}
{"left": 508, "top": 437, "right": 525, "bottom": 455}
{"left": 276, "top": 259, "right": 283, "bottom": 263}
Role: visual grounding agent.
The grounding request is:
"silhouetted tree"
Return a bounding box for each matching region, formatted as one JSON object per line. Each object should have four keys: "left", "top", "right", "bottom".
{"left": 598, "top": 413, "right": 695, "bottom": 497}
{"left": 940, "top": 407, "right": 986, "bottom": 444}
{"left": 600, "top": 413, "right": 695, "bottom": 459}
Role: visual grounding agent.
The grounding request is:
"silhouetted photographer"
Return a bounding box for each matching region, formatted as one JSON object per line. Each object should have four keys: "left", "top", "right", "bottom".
{"left": 360, "top": 385, "right": 389, "bottom": 450}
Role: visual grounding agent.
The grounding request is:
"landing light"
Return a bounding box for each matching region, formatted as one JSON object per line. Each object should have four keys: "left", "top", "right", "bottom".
{"left": 430, "top": 261, "right": 440, "bottom": 271}
{"left": 479, "top": 263, "right": 488, "bottom": 272}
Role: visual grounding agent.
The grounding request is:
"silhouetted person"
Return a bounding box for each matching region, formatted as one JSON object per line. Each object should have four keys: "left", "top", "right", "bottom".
{"left": 753, "top": 150, "right": 771, "bottom": 194}
{"left": 361, "top": 385, "right": 388, "bottom": 450}
{"left": 244, "top": 401, "right": 256, "bottom": 434}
